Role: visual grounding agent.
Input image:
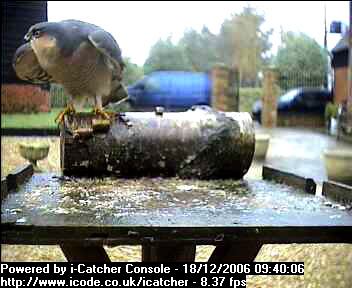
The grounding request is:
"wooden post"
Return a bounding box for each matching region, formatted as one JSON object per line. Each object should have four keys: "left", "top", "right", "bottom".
{"left": 60, "top": 245, "right": 111, "bottom": 262}
{"left": 208, "top": 242, "right": 263, "bottom": 262}
{"left": 262, "top": 68, "right": 279, "bottom": 128}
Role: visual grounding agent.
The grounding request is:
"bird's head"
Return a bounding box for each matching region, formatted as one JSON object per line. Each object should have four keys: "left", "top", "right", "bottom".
{"left": 24, "top": 22, "right": 65, "bottom": 52}
{"left": 24, "top": 21, "right": 86, "bottom": 59}
{"left": 24, "top": 22, "right": 58, "bottom": 42}
{"left": 24, "top": 22, "right": 64, "bottom": 60}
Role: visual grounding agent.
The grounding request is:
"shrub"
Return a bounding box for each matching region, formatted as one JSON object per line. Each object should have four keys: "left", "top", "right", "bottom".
{"left": 239, "top": 87, "right": 263, "bottom": 112}
{"left": 1, "top": 84, "right": 50, "bottom": 113}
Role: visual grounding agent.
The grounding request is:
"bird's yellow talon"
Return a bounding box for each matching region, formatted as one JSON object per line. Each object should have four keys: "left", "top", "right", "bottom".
{"left": 55, "top": 105, "right": 76, "bottom": 124}
{"left": 93, "top": 107, "right": 111, "bottom": 121}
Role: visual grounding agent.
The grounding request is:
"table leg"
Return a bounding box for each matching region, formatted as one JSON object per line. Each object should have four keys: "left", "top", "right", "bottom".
{"left": 142, "top": 244, "right": 196, "bottom": 262}
{"left": 60, "top": 245, "right": 111, "bottom": 262}
{"left": 208, "top": 241, "right": 263, "bottom": 262}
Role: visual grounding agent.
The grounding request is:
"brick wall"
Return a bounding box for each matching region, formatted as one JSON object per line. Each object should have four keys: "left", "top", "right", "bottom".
{"left": 1, "top": 84, "right": 50, "bottom": 113}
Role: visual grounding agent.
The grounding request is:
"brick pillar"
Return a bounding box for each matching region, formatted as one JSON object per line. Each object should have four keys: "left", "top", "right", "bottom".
{"left": 211, "top": 64, "right": 229, "bottom": 111}
{"left": 347, "top": 1, "right": 352, "bottom": 122}
{"left": 211, "top": 64, "right": 239, "bottom": 111}
{"left": 261, "top": 68, "right": 279, "bottom": 128}
{"left": 228, "top": 67, "right": 240, "bottom": 112}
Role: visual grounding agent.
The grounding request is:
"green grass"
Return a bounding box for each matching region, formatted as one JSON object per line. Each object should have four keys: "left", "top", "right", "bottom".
{"left": 1, "top": 105, "right": 131, "bottom": 129}
{"left": 1, "top": 89, "right": 262, "bottom": 129}
{"left": 1, "top": 108, "right": 63, "bottom": 129}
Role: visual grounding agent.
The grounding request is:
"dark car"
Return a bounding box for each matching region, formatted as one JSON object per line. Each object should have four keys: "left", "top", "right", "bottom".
{"left": 252, "top": 87, "right": 332, "bottom": 123}
{"left": 127, "top": 71, "right": 212, "bottom": 111}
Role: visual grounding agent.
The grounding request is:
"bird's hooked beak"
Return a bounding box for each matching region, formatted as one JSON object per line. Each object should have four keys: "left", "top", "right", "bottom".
{"left": 24, "top": 31, "right": 32, "bottom": 42}
{"left": 13, "top": 47, "right": 25, "bottom": 66}
{"left": 24, "top": 25, "right": 36, "bottom": 42}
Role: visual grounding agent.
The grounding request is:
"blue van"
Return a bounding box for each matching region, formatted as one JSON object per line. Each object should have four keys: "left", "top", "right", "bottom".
{"left": 127, "top": 71, "right": 212, "bottom": 110}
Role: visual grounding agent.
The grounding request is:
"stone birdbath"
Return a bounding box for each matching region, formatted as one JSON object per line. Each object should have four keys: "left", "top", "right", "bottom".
{"left": 323, "top": 149, "right": 352, "bottom": 185}
{"left": 18, "top": 143, "right": 50, "bottom": 172}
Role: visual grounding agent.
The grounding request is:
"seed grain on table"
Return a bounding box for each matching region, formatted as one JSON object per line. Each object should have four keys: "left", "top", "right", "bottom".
{"left": 1, "top": 136, "right": 351, "bottom": 288}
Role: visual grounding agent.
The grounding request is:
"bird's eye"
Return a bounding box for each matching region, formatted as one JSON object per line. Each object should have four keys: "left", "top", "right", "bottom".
{"left": 33, "top": 30, "right": 41, "bottom": 38}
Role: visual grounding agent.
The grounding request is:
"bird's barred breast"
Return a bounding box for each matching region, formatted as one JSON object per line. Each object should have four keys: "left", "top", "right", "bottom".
{"left": 57, "top": 41, "right": 113, "bottom": 97}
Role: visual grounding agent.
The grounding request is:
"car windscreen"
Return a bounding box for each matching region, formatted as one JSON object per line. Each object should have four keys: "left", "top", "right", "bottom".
{"left": 280, "top": 89, "right": 299, "bottom": 103}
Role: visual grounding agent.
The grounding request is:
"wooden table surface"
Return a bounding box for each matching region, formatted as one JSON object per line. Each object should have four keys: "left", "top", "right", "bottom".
{"left": 2, "top": 166, "right": 352, "bottom": 262}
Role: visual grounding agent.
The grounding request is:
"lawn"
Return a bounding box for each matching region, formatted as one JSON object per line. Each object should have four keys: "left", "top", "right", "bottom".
{"left": 1, "top": 88, "right": 262, "bottom": 130}
{"left": 1, "top": 103, "right": 133, "bottom": 130}
{"left": 1, "top": 108, "right": 62, "bottom": 129}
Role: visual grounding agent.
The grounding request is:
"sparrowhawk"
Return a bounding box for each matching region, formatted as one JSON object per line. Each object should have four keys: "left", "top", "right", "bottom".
{"left": 13, "top": 19, "right": 128, "bottom": 122}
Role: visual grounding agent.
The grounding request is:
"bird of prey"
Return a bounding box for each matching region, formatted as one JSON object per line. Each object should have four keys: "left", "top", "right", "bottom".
{"left": 13, "top": 19, "right": 128, "bottom": 123}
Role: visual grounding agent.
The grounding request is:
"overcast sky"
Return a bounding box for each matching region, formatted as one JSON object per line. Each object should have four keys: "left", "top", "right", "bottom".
{"left": 48, "top": 1, "right": 349, "bottom": 66}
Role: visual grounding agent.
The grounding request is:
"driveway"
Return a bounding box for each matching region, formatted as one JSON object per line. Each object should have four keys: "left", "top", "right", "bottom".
{"left": 245, "top": 126, "right": 352, "bottom": 185}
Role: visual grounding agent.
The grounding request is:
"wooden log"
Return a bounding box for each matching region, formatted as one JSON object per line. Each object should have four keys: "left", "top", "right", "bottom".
{"left": 60, "top": 107, "right": 255, "bottom": 179}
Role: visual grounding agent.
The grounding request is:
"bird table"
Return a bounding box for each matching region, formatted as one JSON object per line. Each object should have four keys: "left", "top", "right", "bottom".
{"left": 1, "top": 165, "right": 352, "bottom": 262}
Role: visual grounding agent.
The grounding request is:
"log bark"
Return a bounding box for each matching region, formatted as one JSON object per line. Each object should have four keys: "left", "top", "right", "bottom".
{"left": 60, "top": 106, "right": 255, "bottom": 179}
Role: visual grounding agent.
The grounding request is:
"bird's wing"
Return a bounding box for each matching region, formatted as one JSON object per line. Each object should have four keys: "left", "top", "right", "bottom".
{"left": 88, "top": 29, "right": 125, "bottom": 72}
{"left": 102, "top": 83, "right": 129, "bottom": 107}
{"left": 12, "top": 43, "right": 52, "bottom": 84}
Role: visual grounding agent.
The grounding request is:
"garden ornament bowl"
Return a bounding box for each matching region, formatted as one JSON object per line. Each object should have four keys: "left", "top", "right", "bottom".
{"left": 254, "top": 134, "right": 270, "bottom": 159}
{"left": 323, "top": 149, "right": 352, "bottom": 185}
{"left": 18, "top": 143, "right": 50, "bottom": 170}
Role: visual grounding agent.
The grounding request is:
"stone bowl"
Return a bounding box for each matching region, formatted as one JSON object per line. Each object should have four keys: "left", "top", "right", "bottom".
{"left": 18, "top": 143, "right": 50, "bottom": 168}
{"left": 254, "top": 134, "right": 270, "bottom": 159}
{"left": 323, "top": 149, "right": 352, "bottom": 185}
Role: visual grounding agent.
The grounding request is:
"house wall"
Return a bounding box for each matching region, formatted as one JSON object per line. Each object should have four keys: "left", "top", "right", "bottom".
{"left": 334, "top": 66, "right": 348, "bottom": 104}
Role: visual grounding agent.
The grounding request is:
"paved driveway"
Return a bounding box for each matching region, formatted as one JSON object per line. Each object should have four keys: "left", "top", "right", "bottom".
{"left": 245, "top": 127, "right": 352, "bottom": 185}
